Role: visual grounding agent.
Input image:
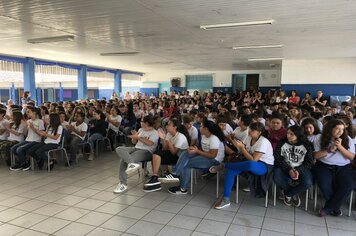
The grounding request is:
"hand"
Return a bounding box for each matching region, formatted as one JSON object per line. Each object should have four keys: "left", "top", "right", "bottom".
{"left": 289, "top": 169, "right": 299, "bottom": 180}
{"left": 233, "top": 140, "right": 245, "bottom": 149}
{"left": 188, "top": 146, "right": 198, "bottom": 154}
{"left": 334, "top": 138, "right": 343, "bottom": 150}
{"left": 158, "top": 130, "right": 166, "bottom": 139}
{"left": 39, "top": 130, "right": 47, "bottom": 137}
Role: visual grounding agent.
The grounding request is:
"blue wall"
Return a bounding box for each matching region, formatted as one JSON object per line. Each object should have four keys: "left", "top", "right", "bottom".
{"left": 213, "top": 87, "right": 232, "bottom": 93}
{"left": 281, "top": 84, "right": 355, "bottom": 98}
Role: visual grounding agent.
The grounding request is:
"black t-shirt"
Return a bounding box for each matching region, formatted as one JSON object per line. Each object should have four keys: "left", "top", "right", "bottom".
{"left": 314, "top": 96, "right": 327, "bottom": 106}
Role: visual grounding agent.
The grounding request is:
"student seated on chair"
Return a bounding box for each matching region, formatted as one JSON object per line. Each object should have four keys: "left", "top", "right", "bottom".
{"left": 211, "top": 122, "right": 274, "bottom": 209}
{"left": 106, "top": 106, "right": 122, "bottom": 150}
{"left": 273, "top": 125, "right": 314, "bottom": 207}
{"left": 0, "top": 108, "right": 10, "bottom": 144}
{"left": 26, "top": 113, "right": 62, "bottom": 170}
{"left": 313, "top": 119, "right": 355, "bottom": 217}
{"left": 160, "top": 119, "right": 225, "bottom": 195}
{"left": 113, "top": 115, "right": 159, "bottom": 194}
{"left": 87, "top": 110, "right": 107, "bottom": 161}
{"left": 144, "top": 118, "right": 190, "bottom": 192}
{"left": 10, "top": 107, "right": 45, "bottom": 171}
{"left": 66, "top": 112, "right": 88, "bottom": 165}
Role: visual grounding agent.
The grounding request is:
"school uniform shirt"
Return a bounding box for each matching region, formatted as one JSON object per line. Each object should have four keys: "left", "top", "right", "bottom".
{"left": 314, "top": 135, "right": 355, "bottom": 166}
{"left": 70, "top": 122, "right": 88, "bottom": 140}
{"left": 0, "top": 119, "right": 9, "bottom": 140}
{"left": 108, "top": 115, "right": 122, "bottom": 133}
{"left": 274, "top": 139, "right": 314, "bottom": 172}
{"left": 61, "top": 121, "right": 69, "bottom": 129}
{"left": 8, "top": 123, "right": 25, "bottom": 142}
{"left": 308, "top": 134, "right": 321, "bottom": 144}
{"left": 187, "top": 126, "right": 198, "bottom": 143}
{"left": 223, "top": 124, "right": 234, "bottom": 136}
{"left": 245, "top": 136, "right": 274, "bottom": 165}
{"left": 233, "top": 127, "right": 249, "bottom": 144}
{"left": 165, "top": 132, "right": 189, "bottom": 156}
{"left": 201, "top": 134, "right": 225, "bottom": 163}
{"left": 135, "top": 128, "right": 159, "bottom": 154}
{"left": 44, "top": 125, "right": 63, "bottom": 144}
{"left": 26, "top": 119, "right": 45, "bottom": 142}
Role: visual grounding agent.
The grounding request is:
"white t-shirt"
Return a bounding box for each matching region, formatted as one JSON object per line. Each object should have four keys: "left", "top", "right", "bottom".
{"left": 188, "top": 126, "right": 198, "bottom": 144}
{"left": 45, "top": 125, "right": 63, "bottom": 144}
{"left": 314, "top": 136, "right": 355, "bottom": 166}
{"left": 245, "top": 136, "right": 274, "bottom": 165}
{"left": 0, "top": 119, "right": 9, "bottom": 141}
{"left": 70, "top": 122, "right": 88, "bottom": 140}
{"left": 61, "top": 121, "right": 69, "bottom": 129}
{"left": 26, "top": 119, "right": 45, "bottom": 142}
{"left": 233, "top": 127, "right": 249, "bottom": 144}
{"left": 108, "top": 115, "right": 122, "bottom": 133}
{"left": 8, "top": 123, "right": 25, "bottom": 142}
{"left": 165, "top": 132, "right": 189, "bottom": 156}
{"left": 308, "top": 134, "right": 321, "bottom": 144}
{"left": 200, "top": 134, "right": 225, "bottom": 162}
{"left": 135, "top": 128, "right": 159, "bottom": 154}
{"left": 223, "top": 124, "right": 234, "bottom": 136}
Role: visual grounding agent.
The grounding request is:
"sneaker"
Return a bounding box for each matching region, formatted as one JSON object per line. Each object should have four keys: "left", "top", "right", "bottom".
{"left": 49, "top": 160, "right": 55, "bottom": 171}
{"left": 88, "top": 153, "right": 94, "bottom": 161}
{"left": 125, "top": 163, "right": 141, "bottom": 175}
{"left": 283, "top": 196, "right": 292, "bottom": 207}
{"left": 37, "top": 159, "right": 44, "bottom": 170}
{"left": 22, "top": 161, "right": 31, "bottom": 171}
{"left": 143, "top": 184, "right": 162, "bottom": 193}
{"left": 10, "top": 164, "right": 23, "bottom": 171}
{"left": 168, "top": 186, "right": 188, "bottom": 195}
{"left": 279, "top": 190, "right": 285, "bottom": 200}
{"left": 214, "top": 196, "right": 231, "bottom": 210}
{"left": 292, "top": 195, "right": 301, "bottom": 207}
{"left": 144, "top": 176, "right": 161, "bottom": 187}
{"left": 319, "top": 208, "right": 331, "bottom": 217}
{"left": 242, "top": 187, "right": 251, "bottom": 192}
{"left": 331, "top": 209, "right": 343, "bottom": 217}
{"left": 158, "top": 173, "right": 180, "bottom": 183}
{"left": 113, "top": 183, "right": 127, "bottom": 193}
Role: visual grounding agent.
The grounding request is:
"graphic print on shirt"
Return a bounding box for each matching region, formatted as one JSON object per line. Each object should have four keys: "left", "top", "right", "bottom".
{"left": 280, "top": 143, "right": 307, "bottom": 168}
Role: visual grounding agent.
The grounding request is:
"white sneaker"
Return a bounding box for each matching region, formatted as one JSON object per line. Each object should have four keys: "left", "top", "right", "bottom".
{"left": 242, "top": 187, "right": 251, "bottom": 192}
{"left": 113, "top": 183, "right": 127, "bottom": 193}
{"left": 88, "top": 153, "right": 94, "bottom": 161}
{"left": 125, "top": 163, "right": 141, "bottom": 175}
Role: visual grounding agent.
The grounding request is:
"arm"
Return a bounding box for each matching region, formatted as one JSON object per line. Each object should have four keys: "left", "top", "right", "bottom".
{"left": 193, "top": 147, "right": 218, "bottom": 159}
{"left": 274, "top": 142, "right": 293, "bottom": 171}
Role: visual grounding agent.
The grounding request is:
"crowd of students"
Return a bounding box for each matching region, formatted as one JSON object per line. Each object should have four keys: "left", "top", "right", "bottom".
{"left": 0, "top": 89, "right": 355, "bottom": 217}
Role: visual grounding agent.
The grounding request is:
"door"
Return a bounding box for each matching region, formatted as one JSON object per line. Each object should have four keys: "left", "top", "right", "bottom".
{"left": 246, "top": 74, "right": 259, "bottom": 91}
{"left": 232, "top": 74, "right": 246, "bottom": 92}
{"left": 159, "top": 82, "right": 171, "bottom": 95}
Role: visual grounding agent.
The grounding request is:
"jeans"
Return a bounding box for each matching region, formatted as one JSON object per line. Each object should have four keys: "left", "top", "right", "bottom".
{"left": 11, "top": 141, "right": 39, "bottom": 164}
{"left": 223, "top": 161, "right": 267, "bottom": 198}
{"left": 27, "top": 143, "right": 59, "bottom": 161}
{"left": 273, "top": 167, "right": 313, "bottom": 197}
{"left": 313, "top": 161, "right": 354, "bottom": 212}
{"left": 68, "top": 135, "right": 83, "bottom": 161}
{"left": 115, "top": 147, "right": 152, "bottom": 185}
{"left": 174, "top": 152, "right": 220, "bottom": 189}
{"left": 88, "top": 133, "right": 103, "bottom": 153}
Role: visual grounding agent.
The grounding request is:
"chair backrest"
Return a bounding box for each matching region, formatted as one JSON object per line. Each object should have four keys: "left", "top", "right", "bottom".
{"left": 59, "top": 129, "right": 67, "bottom": 149}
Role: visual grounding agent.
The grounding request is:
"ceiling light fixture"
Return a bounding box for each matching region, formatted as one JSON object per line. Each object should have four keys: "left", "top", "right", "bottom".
{"left": 27, "top": 35, "right": 75, "bottom": 44}
{"left": 200, "top": 19, "right": 274, "bottom": 30}
{"left": 233, "top": 44, "right": 283, "bottom": 50}
{"left": 144, "top": 61, "right": 174, "bottom": 65}
{"left": 100, "top": 52, "right": 139, "bottom": 56}
{"left": 248, "top": 57, "right": 285, "bottom": 61}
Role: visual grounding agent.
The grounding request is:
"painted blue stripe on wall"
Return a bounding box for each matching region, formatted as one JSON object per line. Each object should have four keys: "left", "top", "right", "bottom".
{"left": 281, "top": 84, "right": 354, "bottom": 97}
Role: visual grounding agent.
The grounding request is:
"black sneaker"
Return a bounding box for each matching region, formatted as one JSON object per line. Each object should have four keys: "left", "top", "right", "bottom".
{"left": 331, "top": 209, "right": 343, "bottom": 217}
{"left": 22, "top": 161, "right": 31, "bottom": 171}
{"left": 144, "top": 176, "right": 160, "bottom": 187}
{"left": 10, "top": 164, "right": 23, "bottom": 171}
{"left": 143, "top": 184, "right": 162, "bottom": 193}
{"left": 283, "top": 196, "right": 292, "bottom": 207}
{"left": 292, "top": 195, "right": 301, "bottom": 207}
{"left": 158, "top": 173, "right": 180, "bottom": 183}
{"left": 49, "top": 160, "right": 55, "bottom": 171}
{"left": 168, "top": 186, "right": 188, "bottom": 195}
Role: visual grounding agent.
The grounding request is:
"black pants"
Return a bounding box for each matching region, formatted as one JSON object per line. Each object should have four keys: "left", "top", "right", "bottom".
{"left": 313, "top": 161, "right": 354, "bottom": 211}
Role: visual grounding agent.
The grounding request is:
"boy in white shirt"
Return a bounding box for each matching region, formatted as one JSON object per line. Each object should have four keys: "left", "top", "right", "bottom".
{"left": 66, "top": 112, "right": 88, "bottom": 164}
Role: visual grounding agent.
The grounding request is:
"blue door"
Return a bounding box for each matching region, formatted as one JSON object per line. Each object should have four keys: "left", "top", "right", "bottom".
{"left": 159, "top": 82, "right": 171, "bottom": 95}
{"left": 232, "top": 74, "right": 246, "bottom": 92}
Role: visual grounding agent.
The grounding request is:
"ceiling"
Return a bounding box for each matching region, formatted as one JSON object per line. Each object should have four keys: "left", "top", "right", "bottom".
{"left": 0, "top": 0, "right": 355, "bottom": 73}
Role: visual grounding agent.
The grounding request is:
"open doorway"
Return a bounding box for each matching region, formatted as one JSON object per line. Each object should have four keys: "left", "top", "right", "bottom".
{"left": 232, "top": 74, "right": 259, "bottom": 92}
{"left": 246, "top": 74, "right": 259, "bottom": 91}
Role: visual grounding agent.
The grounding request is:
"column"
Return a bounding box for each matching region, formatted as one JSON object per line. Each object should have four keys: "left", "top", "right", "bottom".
{"left": 23, "top": 57, "right": 36, "bottom": 104}
{"left": 78, "top": 65, "right": 88, "bottom": 99}
{"left": 114, "top": 70, "right": 122, "bottom": 98}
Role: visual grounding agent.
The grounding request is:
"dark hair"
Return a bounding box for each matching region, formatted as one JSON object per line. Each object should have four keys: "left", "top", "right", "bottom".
{"left": 58, "top": 111, "right": 68, "bottom": 121}
{"left": 48, "top": 113, "right": 61, "bottom": 135}
{"left": 270, "top": 112, "right": 284, "bottom": 121}
{"left": 142, "top": 115, "right": 154, "bottom": 127}
{"left": 182, "top": 114, "right": 193, "bottom": 124}
{"left": 249, "top": 122, "right": 267, "bottom": 137}
{"left": 287, "top": 125, "right": 310, "bottom": 145}
{"left": 28, "top": 107, "right": 42, "bottom": 119}
{"left": 216, "top": 114, "right": 227, "bottom": 124}
{"left": 337, "top": 114, "right": 356, "bottom": 139}
{"left": 0, "top": 109, "right": 6, "bottom": 117}
{"left": 76, "top": 112, "right": 85, "bottom": 120}
{"left": 202, "top": 119, "right": 225, "bottom": 142}
{"left": 240, "top": 114, "right": 252, "bottom": 127}
{"left": 320, "top": 119, "right": 349, "bottom": 150}
{"left": 40, "top": 106, "right": 49, "bottom": 115}
{"left": 94, "top": 109, "right": 106, "bottom": 120}
{"left": 23, "top": 91, "right": 30, "bottom": 98}
{"left": 169, "top": 118, "right": 191, "bottom": 145}
{"left": 301, "top": 117, "right": 321, "bottom": 135}
{"left": 11, "top": 111, "right": 23, "bottom": 130}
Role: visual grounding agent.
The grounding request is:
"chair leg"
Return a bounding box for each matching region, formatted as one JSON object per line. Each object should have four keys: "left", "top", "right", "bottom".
{"left": 31, "top": 157, "right": 35, "bottom": 171}
{"left": 190, "top": 169, "right": 194, "bottom": 195}
{"left": 265, "top": 190, "right": 269, "bottom": 208}
{"left": 11, "top": 153, "right": 15, "bottom": 167}
{"left": 273, "top": 183, "right": 277, "bottom": 207}
{"left": 216, "top": 171, "right": 219, "bottom": 198}
{"left": 305, "top": 189, "right": 309, "bottom": 211}
{"left": 314, "top": 185, "right": 318, "bottom": 211}
{"left": 47, "top": 153, "right": 51, "bottom": 173}
{"left": 63, "top": 149, "right": 70, "bottom": 167}
{"left": 236, "top": 176, "right": 239, "bottom": 204}
{"left": 348, "top": 191, "right": 353, "bottom": 217}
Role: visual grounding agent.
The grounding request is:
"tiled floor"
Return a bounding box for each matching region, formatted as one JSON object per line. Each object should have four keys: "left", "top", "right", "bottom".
{"left": 0, "top": 152, "right": 355, "bottom": 236}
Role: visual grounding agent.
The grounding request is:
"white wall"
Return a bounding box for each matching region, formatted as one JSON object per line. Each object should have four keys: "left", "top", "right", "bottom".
{"left": 281, "top": 58, "right": 356, "bottom": 84}
{"left": 142, "top": 69, "right": 281, "bottom": 88}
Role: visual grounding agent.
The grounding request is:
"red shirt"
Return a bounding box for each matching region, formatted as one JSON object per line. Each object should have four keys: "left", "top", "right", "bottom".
{"left": 268, "top": 127, "right": 287, "bottom": 150}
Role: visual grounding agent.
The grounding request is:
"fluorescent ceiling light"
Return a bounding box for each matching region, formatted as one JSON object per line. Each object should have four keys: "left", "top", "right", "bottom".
{"left": 233, "top": 44, "right": 283, "bottom": 50}
{"left": 100, "top": 52, "right": 139, "bottom": 56}
{"left": 248, "top": 57, "right": 284, "bottom": 61}
{"left": 200, "top": 20, "right": 274, "bottom": 30}
{"left": 27, "top": 35, "right": 75, "bottom": 44}
{"left": 144, "top": 61, "right": 173, "bottom": 65}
